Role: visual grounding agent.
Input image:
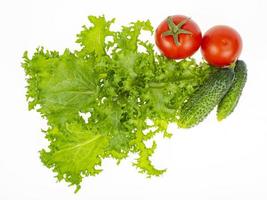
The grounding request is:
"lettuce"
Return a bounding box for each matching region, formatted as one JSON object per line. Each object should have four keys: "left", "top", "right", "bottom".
{"left": 22, "top": 16, "right": 212, "bottom": 192}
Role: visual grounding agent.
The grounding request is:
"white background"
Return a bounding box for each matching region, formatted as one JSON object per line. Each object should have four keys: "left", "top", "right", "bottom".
{"left": 1, "top": 0, "right": 267, "bottom": 199}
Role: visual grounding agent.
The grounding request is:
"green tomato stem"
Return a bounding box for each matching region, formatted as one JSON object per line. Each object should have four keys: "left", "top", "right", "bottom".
{"left": 162, "top": 16, "right": 192, "bottom": 46}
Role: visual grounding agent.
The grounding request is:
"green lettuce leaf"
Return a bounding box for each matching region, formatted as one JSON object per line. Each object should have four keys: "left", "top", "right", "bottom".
{"left": 41, "top": 123, "right": 108, "bottom": 192}
{"left": 22, "top": 15, "right": 212, "bottom": 192}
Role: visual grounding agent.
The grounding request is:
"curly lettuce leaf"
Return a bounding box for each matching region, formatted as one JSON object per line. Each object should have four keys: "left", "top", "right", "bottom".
{"left": 41, "top": 123, "right": 108, "bottom": 192}
{"left": 23, "top": 49, "right": 100, "bottom": 125}
{"left": 22, "top": 15, "right": 212, "bottom": 192}
{"left": 76, "top": 15, "right": 115, "bottom": 56}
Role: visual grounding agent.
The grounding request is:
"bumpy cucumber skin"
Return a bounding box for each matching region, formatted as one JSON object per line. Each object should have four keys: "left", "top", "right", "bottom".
{"left": 178, "top": 68, "right": 235, "bottom": 128}
{"left": 217, "top": 60, "right": 247, "bottom": 121}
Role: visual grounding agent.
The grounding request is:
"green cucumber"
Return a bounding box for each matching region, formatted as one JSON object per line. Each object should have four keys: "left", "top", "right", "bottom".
{"left": 178, "top": 68, "right": 235, "bottom": 128}
{"left": 217, "top": 60, "right": 247, "bottom": 121}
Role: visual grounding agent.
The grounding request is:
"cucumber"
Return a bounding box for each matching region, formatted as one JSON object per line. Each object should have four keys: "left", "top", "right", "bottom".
{"left": 217, "top": 60, "right": 247, "bottom": 121}
{"left": 178, "top": 68, "right": 235, "bottom": 128}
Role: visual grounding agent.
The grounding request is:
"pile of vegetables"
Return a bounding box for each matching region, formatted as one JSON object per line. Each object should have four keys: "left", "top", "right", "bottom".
{"left": 22, "top": 15, "right": 247, "bottom": 192}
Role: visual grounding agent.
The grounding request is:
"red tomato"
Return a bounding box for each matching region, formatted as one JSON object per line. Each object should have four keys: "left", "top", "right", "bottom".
{"left": 155, "top": 15, "right": 202, "bottom": 59}
{"left": 201, "top": 25, "right": 242, "bottom": 67}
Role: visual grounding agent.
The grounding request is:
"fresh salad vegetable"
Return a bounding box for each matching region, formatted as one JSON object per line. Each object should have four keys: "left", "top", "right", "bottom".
{"left": 155, "top": 15, "right": 202, "bottom": 59}
{"left": 178, "top": 68, "right": 235, "bottom": 128}
{"left": 217, "top": 60, "right": 247, "bottom": 121}
{"left": 201, "top": 25, "right": 242, "bottom": 67}
{"left": 22, "top": 15, "right": 247, "bottom": 192}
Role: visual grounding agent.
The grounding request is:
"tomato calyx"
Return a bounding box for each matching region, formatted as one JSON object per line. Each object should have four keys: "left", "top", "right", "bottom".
{"left": 162, "top": 16, "right": 192, "bottom": 46}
